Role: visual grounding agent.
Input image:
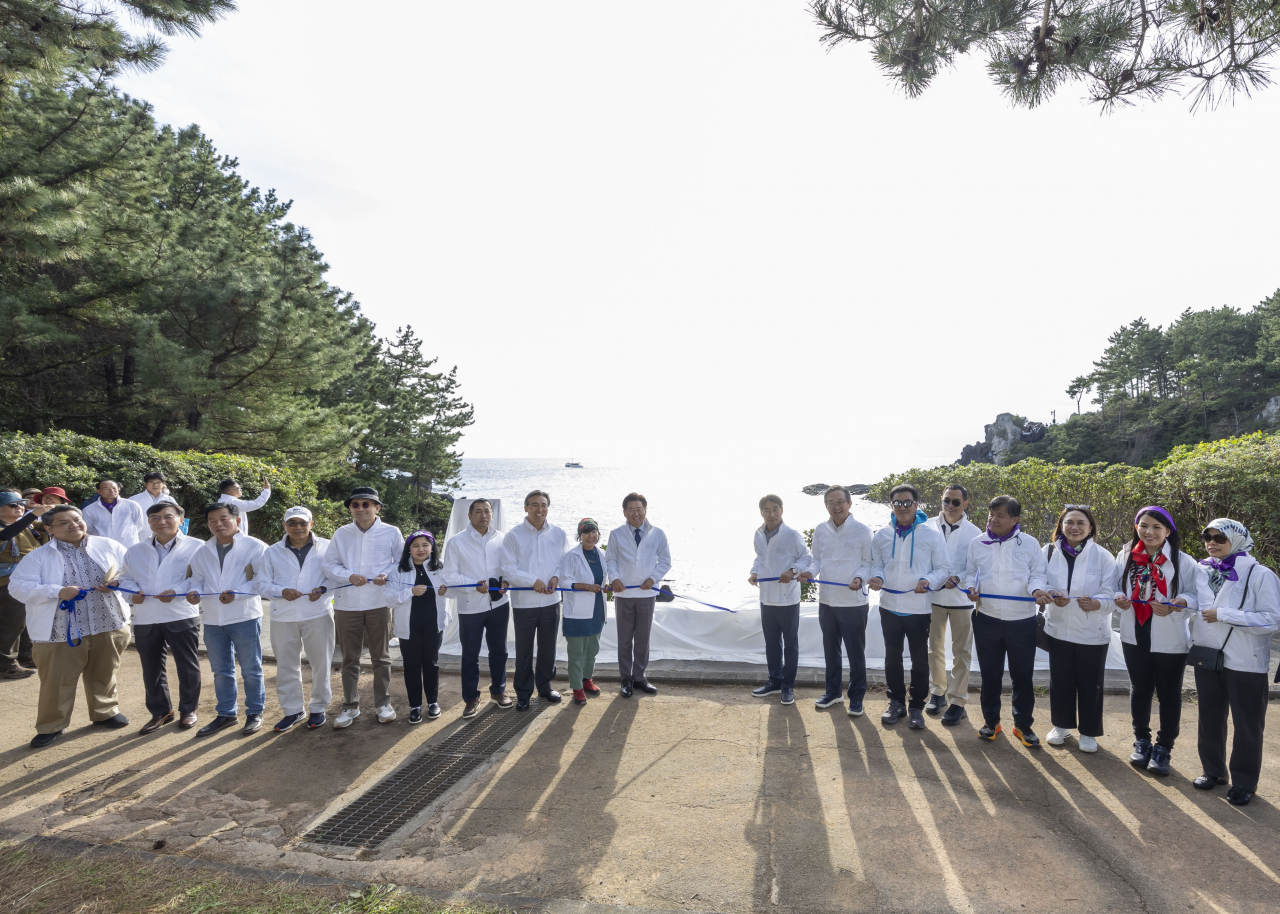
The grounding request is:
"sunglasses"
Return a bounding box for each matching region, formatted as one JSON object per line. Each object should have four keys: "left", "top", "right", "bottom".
{"left": 891, "top": 500, "right": 916, "bottom": 508}
{"left": 1202, "top": 532, "right": 1229, "bottom": 545}
{"left": 350, "top": 501, "right": 378, "bottom": 509}
{"left": 1063, "top": 504, "right": 1092, "bottom": 511}
{"left": 942, "top": 498, "right": 964, "bottom": 507}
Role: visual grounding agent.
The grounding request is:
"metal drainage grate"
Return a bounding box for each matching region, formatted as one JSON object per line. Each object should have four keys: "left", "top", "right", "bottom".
{"left": 303, "top": 699, "right": 550, "bottom": 849}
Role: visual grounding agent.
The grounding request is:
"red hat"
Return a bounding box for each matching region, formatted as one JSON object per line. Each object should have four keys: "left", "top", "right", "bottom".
{"left": 40, "top": 487, "right": 69, "bottom": 503}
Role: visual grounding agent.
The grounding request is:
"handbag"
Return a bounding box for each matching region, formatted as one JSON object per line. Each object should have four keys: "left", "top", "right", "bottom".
{"left": 1186, "top": 565, "right": 1254, "bottom": 673}
{"left": 655, "top": 586, "right": 675, "bottom": 603}
{"left": 1035, "top": 610, "right": 1050, "bottom": 650}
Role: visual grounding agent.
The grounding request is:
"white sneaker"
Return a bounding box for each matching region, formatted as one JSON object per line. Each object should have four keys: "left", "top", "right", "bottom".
{"left": 333, "top": 708, "right": 360, "bottom": 729}
{"left": 388, "top": 637, "right": 400, "bottom": 648}
{"left": 1079, "top": 736, "right": 1098, "bottom": 753}
{"left": 377, "top": 704, "right": 397, "bottom": 723}
{"left": 1047, "top": 726, "right": 1071, "bottom": 746}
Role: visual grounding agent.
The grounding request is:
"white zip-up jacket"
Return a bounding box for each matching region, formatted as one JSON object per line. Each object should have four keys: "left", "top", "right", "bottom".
{"left": 9, "top": 535, "right": 131, "bottom": 641}
{"left": 810, "top": 516, "right": 873, "bottom": 608}
{"left": 1040, "top": 539, "right": 1117, "bottom": 645}
{"left": 963, "top": 528, "right": 1049, "bottom": 621}
{"left": 501, "top": 520, "right": 568, "bottom": 609}
{"left": 129, "top": 489, "right": 173, "bottom": 511}
{"left": 254, "top": 535, "right": 334, "bottom": 623}
{"left": 558, "top": 544, "right": 608, "bottom": 620}
{"left": 218, "top": 485, "right": 271, "bottom": 533}
{"left": 321, "top": 518, "right": 404, "bottom": 612}
{"left": 1189, "top": 556, "right": 1280, "bottom": 674}
{"left": 751, "top": 522, "right": 813, "bottom": 606}
{"left": 604, "top": 521, "right": 672, "bottom": 597}
{"left": 869, "top": 520, "right": 952, "bottom": 615}
{"left": 441, "top": 525, "right": 509, "bottom": 614}
{"left": 386, "top": 565, "right": 450, "bottom": 639}
{"left": 187, "top": 535, "right": 267, "bottom": 627}
{"left": 82, "top": 498, "right": 147, "bottom": 548}
{"left": 1113, "top": 544, "right": 1210, "bottom": 653}
{"left": 119, "top": 533, "right": 203, "bottom": 625}
{"left": 926, "top": 514, "right": 982, "bottom": 608}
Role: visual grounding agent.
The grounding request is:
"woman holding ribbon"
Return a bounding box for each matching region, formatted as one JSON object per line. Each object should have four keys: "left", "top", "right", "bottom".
{"left": 1113, "top": 507, "right": 1211, "bottom": 776}
{"left": 388, "top": 532, "right": 449, "bottom": 723}
{"left": 1040, "top": 506, "right": 1117, "bottom": 754}
{"left": 1189, "top": 519, "right": 1280, "bottom": 805}
{"left": 557, "top": 519, "right": 608, "bottom": 706}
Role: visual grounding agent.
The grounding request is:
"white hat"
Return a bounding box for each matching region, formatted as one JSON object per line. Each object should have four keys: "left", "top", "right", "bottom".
{"left": 283, "top": 506, "right": 313, "bottom": 523}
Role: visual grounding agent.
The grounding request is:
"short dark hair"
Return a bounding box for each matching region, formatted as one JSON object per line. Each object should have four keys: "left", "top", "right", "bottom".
{"left": 943, "top": 484, "right": 969, "bottom": 500}
{"left": 759, "top": 494, "right": 783, "bottom": 510}
{"left": 205, "top": 502, "right": 239, "bottom": 519}
{"left": 43, "top": 504, "right": 82, "bottom": 523}
{"left": 218, "top": 478, "right": 238, "bottom": 494}
{"left": 525, "top": 489, "right": 551, "bottom": 507}
{"left": 623, "top": 492, "right": 647, "bottom": 509}
{"left": 147, "top": 501, "right": 184, "bottom": 518}
{"left": 889, "top": 483, "right": 919, "bottom": 502}
{"left": 143, "top": 471, "right": 166, "bottom": 484}
{"left": 96, "top": 479, "right": 119, "bottom": 491}
{"left": 824, "top": 485, "right": 851, "bottom": 502}
{"left": 988, "top": 495, "right": 1022, "bottom": 518}
{"left": 468, "top": 498, "right": 492, "bottom": 515}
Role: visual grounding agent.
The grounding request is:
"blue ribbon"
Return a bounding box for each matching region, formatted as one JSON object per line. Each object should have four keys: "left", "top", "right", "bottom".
{"left": 58, "top": 589, "right": 87, "bottom": 647}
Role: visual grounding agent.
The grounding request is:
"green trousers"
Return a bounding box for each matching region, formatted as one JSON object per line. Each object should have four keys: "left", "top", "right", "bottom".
{"left": 566, "top": 634, "right": 600, "bottom": 690}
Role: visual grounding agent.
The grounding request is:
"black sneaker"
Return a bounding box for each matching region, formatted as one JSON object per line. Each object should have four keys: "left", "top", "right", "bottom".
{"left": 881, "top": 701, "right": 906, "bottom": 724}
{"left": 93, "top": 713, "right": 130, "bottom": 729}
{"left": 908, "top": 708, "right": 926, "bottom": 729}
{"left": 1013, "top": 726, "right": 1040, "bottom": 749}
{"left": 273, "top": 713, "right": 302, "bottom": 733}
{"left": 1193, "top": 774, "right": 1227, "bottom": 791}
{"left": 780, "top": 688, "right": 794, "bottom": 706}
{"left": 1147, "top": 744, "right": 1171, "bottom": 776}
{"left": 427, "top": 703, "right": 441, "bottom": 719}
{"left": 197, "top": 715, "right": 237, "bottom": 737}
{"left": 1129, "top": 738, "right": 1153, "bottom": 769}
{"left": 814, "top": 693, "right": 843, "bottom": 709}
{"left": 242, "top": 714, "right": 263, "bottom": 734}
{"left": 941, "top": 704, "right": 967, "bottom": 726}
{"left": 752, "top": 682, "right": 782, "bottom": 697}
{"left": 978, "top": 721, "right": 1002, "bottom": 741}
{"left": 408, "top": 707, "right": 423, "bottom": 724}
{"left": 29, "top": 730, "right": 63, "bottom": 749}
{"left": 516, "top": 698, "right": 531, "bottom": 711}
{"left": 925, "top": 694, "right": 947, "bottom": 716}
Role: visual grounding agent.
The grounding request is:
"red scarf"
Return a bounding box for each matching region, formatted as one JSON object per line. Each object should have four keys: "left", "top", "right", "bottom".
{"left": 1129, "top": 544, "right": 1167, "bottom": 625}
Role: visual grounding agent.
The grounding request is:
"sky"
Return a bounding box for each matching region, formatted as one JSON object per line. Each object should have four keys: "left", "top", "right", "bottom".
{"left": 115, "top": 1, "right": 1280, "bottom": 481}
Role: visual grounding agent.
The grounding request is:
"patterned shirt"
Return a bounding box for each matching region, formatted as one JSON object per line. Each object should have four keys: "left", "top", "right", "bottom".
{"left": 53, "top": 537, "right": 126, "bottom": 639}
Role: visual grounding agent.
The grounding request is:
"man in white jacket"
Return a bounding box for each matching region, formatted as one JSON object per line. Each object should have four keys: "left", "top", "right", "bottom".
{"left": 128, "top": 472, "right": 173, "bottom": 511}
{"left": 10, "top": 505, "right": 133, "bottom": 749}
{"left": 749, "top": 494, "right": 813, "bottom": 706}
{"left": 607, "top": 492, "right": 672, "bottom": 698}
{"left": 186, "top": 502, "right": 269, "bottom": 737}
{"left": 119, "top": 501, "right": 204, "bottom": 734}
{"left": 925, "top": 484, "right": 983, "bottom": 726}
{"left": 321, "top": 487, "right": 404, "bottom": 729}
{"left": 218, "top": 477, "right": 272, "bottom": 536}
{"left": 82, "top": 479, "right": 147, "bottom": 548}
{"left": 501, "top": 490, "right": 567, "bottom": 711}
{"left": 256, "top": 506, "right": 335, "bottom": 732}
{"left": 868, "top": 484, "right": 953, "bottom": 729}
{"left": 963, "top": 495, "right": 1051, "bottom": 747}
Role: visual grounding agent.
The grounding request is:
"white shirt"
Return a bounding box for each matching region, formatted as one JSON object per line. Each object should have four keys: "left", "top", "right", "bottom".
{"left": 1113, "top": 544, "right": 1211, "bottom": 653}
{"left": 1190, "top": 555, "right": 1280, "bottom": 674}
{"left": 255, "top": 535, "right": 335, "bottom": 623}
{"left": 218, "top": 486, "right": 271, "bottom": 533}
{"left": 129, "top": 489, "right": 173, "bottom": 511}
{"left": 750, "top": 522, "right": 813, "bottom": 606}
{"left": 1040, "top": 540, "right": 1117, "bottom": 645}
{"left": 82, "top": 497, "right": 148, "bottom": 548}
{"left": 186, "top": 535, "right": 267, "bottom": 626}
{"left": 501, "top": 519, "right": 568, "bottom": 609}
{"left": 119, "top": 533, "right": 204, "bottom": 625}
{"left": 963, "top": 528, "right": 1048, "bottom": 621}
{"left": 605, "top": 521, "right": 672, "bottom": 597}
{"left": 8, "top": 536, "right": 131, "bottom": 641}
{"left": 321, "top": 518, "right": 404, "bottom": 612}
{"left": 926, "top": 514, "right": 982, "bottom": 608}
{"left": 810, "top": 516, "right": 873, "bottom": 608}
{"left": 441, "top": 525, "right": 510, "bottom": 614}
{"left": 869, "top": 520, "right": 952, "bottom": 615}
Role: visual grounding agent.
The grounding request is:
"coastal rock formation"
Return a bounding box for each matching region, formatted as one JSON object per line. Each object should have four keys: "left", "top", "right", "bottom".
{"left": 958, "top": 413, "right": 1026, "bottom": 467}
{"left": 802, "top": 483, "right": 870, "bottom": 496}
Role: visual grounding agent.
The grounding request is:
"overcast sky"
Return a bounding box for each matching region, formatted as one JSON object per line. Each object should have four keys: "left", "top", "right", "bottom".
{"left": 116, "top": 2, "right": 1280, "bottom": 480}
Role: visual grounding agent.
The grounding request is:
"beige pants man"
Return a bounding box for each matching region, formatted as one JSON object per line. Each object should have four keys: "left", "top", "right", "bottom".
{"left": 928, "top": 605, "right": 973, "bottom": 707}
{"left": 272, "top": 614, "right": 337, "bottom": 715}
{"left": 335, "top": 607, "right": 391, "bottom": 711}
{"left": 32, "top": 628, "right": 131, "bottom": 733}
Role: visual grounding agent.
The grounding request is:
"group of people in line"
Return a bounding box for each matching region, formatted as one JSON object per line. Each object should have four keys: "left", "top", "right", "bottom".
{"left": 0, "top": 477, "right": 1275, "bottom": 809}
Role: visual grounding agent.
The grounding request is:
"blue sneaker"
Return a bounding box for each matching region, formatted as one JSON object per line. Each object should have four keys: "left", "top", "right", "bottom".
{"left": 848, "top": 699, "right": 864, "bottom": 717}
{"left": 306, "top": 712, "right": 326, "bottom": 730}
{"left": 273, "top": 713, "right": 302, "bottom": 733}
{"left": 752, "top": 682, "right": 782, "bottom": 697}
{"left": 815, "top": 693, "right": 844, "bottom": 709}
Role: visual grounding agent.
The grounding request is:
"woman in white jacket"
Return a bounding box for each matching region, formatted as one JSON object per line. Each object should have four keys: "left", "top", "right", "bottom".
{"left": 387, "top": 532, "right": 449, "bottom": 723}
{"left": 1189, "top": 519, "right": 1280, "bottom": 806}
{"left": 1040, "top": 506, "right": 1117, "bottom": 754}
{"left": 557, "top": 519, "right": 609, "bottom": 706}
{"left": 1114, "top": 506, "right": 1212, "bottom": 777}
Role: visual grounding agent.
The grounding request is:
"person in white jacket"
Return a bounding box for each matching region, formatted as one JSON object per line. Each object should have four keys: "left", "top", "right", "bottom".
{"left": 560, "top": 519, "right": 610, "bottom": 706}
{"left": 1113, "top": 506, "right": 1211, "bottom": 776}
{"left": 963, "top": 495, "right": 1051, "bottom": 747}
{"left": 606, "top": 493, "right": 672, "bottom": 698}
{"left": 1039, "top": 506, "right": 1117, "bottom": 753}
{"left": 82, "top": 479, "right": 147, "bottom": 548}
{"left": 186, "top": 502, "right": 269, "bottom": 737}
{"left": 501, "top": 490, "right": 567, "bottom": 711}
{"left": 869, "top": 484, "right": 953, "bottom": 729}
{"left": 118, "top": 501, "right": 204, "bottom": 735}
{"left": 748, "top": 494, "right": 813, "bottom": 706}
{"left": 925, "top": 485, "right": 983, "bottom": 725}
{"left": 129, "top": 472, "right": 172, "bottom": 511}
{"left": 386, "top": 531, "right": 450, "bottom": 723}
{"left": 9, "top": 505, "right": 133, "bottom": 749}
{"left": 218, "top": 477, "right": 272, "bottom": 536}
{"left": 801, "top": 486, "right": 873, "bottom": 716}
{"left": 254, "top": 506, "right": 336, "bottom": 733}
{"left": 1190, "top": 518, "right": 1280, "bottom": 806}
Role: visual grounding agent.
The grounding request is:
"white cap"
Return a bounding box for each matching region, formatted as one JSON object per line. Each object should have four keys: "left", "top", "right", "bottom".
{"left": 283, "top": 506, "right": 313, "bottom": 523}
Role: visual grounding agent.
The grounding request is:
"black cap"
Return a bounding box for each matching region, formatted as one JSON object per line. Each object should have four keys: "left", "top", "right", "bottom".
{"left": 345, "top": 487, "right": 382, "bottom": 507}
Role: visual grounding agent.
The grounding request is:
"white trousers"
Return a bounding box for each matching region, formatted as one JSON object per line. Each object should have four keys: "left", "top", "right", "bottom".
{"left": 270, "top": 614, "right": 336, "bottom": 715}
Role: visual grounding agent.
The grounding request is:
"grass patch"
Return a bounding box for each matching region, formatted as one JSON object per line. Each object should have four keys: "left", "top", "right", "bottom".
{"left": 0, "top": 842, "right": 498, "bottom": 914}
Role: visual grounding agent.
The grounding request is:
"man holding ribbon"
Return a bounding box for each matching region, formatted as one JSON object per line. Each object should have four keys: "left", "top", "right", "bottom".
{"left": 501, "top": 490, "right": 567, "bottom": 710}
{"left": 748, "top": 494, "right": 814, "bottom": 706}
{"left": 607, "top": 492, "right": 672, "bottom": 698}
{"left": 925, "top": 484, "right": 983, "bottom": 725}
{"left": 9, "top": 505, "right": 132, "bottom": 749}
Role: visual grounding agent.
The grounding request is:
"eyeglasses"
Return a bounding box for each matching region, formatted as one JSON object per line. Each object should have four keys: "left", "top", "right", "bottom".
{"left": 1202, "top": 532, "right": 1229, "bottom": 545}
{"left": 942, "top": 498, "right": 964, "bottom": 507}
{"left": 1063, "top": 504, "right": 1092, "bottom": 511}
{"left": 891, "top": 500, "right": 916, "bottom": 508}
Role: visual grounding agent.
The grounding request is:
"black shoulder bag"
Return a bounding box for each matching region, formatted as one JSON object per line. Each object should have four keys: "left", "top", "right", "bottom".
{"left": 1186, "top": 564, "right": 1254, "bottom": 673}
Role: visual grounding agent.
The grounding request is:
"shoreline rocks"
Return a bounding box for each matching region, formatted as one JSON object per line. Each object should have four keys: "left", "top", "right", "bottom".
{"left": 802, "top": 483, "right": 870, "bottom": 497}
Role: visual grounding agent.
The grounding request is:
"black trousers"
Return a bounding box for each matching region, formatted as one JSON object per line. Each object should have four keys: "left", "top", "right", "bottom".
{"left": 1122, "top": 618, "right": 1187, "bottom": 748}
{"left": 973, "top": 612, "right": 1038, "bottom": 728}
{"left": 513, "top": 602, "right": 559, "bottom": 699}
{"left": 1047, "top": 635, "right": 1109, "bottom": 736}
{"left": 400, "top": 628, "right": 443, "bottom": 707}
{"left": 819, "top": 603, "right": 868, "bottom": 702}
{"left": 0, "top": 585, "right": 29, "bottom": 674}
{"left": 458, "top": 603, "right": 510, "bottom": 702}
{"left": 1196, "top": 666, "right": 1268, "bottom": 792}
{"left": 880, "top": 608, "right": 930, "bottom": 710}
{"left": 133, "top": 618, "right": 202, "bottom": 717}
{"left": 760, "top": 603, "right": 800, "bottom": 689}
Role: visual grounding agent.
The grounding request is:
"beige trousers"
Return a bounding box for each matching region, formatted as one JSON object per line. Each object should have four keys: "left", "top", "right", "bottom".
{"left": 928, "top": 605, "right": 973, "bottom": 707}
{"left": 32, "top": 628, "right": 130, "bottom": 733}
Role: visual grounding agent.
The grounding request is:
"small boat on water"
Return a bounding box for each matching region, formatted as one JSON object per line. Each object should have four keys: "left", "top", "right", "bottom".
{"left": 565, "top": 460, "right": 583, "bottom": 468}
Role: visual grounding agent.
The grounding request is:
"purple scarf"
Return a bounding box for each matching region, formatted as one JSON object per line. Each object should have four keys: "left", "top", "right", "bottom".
{"left": 1056, "top": 536, "right": 1082, "bottom": 558}
{"left": 1201, "top": 552, "right": 1244, "bottom": 583}
{"left": 981, "top": 523, "right": 1020, "bottom": 545}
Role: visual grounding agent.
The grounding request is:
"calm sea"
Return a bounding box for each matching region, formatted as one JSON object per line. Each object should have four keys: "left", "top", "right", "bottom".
{"left": 447, "top": 457, "right": 890, "bottom": 606}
